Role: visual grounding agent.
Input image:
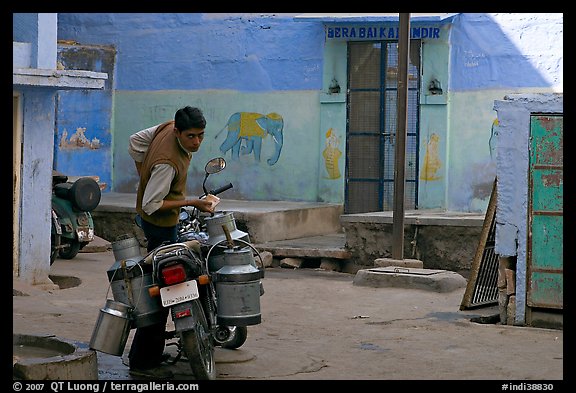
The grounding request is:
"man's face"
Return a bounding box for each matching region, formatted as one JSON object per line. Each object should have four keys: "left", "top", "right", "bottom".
{"left": 176, "top": 127, "right": 205, "bottom": 152}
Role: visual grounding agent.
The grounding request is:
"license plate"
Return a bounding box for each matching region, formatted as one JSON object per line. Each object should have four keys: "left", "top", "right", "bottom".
{"left": 160, "top": 280, "right": 199, "bottom": 307}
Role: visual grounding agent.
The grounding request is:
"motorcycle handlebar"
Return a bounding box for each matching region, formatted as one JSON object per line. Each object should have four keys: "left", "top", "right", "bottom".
{"left": 209, "top": 182, "right": 233, "bottom": 196}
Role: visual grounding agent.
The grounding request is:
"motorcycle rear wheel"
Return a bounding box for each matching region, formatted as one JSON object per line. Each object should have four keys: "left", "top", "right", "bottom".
{"left": 179, "top": 299, "right": 216, "bottom": 380}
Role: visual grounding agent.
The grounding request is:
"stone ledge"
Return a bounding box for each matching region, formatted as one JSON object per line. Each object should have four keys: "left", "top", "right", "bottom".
{"left": 374, "top": 258, "right": 423, "bottom": 268}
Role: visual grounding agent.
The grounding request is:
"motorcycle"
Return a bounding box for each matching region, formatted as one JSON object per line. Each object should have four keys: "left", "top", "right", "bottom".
{"left": 51, "top": 171, "right": 101, "bottom": 264}
{"left": 176, "top": 157, "right": 264, "bottom": 350}
{"left": 90, "top": 157, "right": 264, "bottom": 380}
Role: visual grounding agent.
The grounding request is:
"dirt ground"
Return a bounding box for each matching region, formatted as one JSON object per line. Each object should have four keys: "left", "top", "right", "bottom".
{"left": 13, "top": 250, "right": 564, "bottom": 384}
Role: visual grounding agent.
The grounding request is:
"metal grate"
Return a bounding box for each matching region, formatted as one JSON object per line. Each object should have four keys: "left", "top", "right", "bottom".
{"left": 345, "top": 41, "right": 420, "bottom": 214}
{"left": 460, "top": 179, "right": 499, "bottom": 309}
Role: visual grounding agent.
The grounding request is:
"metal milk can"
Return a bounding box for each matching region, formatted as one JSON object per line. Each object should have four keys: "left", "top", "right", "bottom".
{"left": 107, "top": 235, "right": 164, "bottom": 328}
{"left": 213, "top": 246, "right": 264, "bottom": 326}
{"left": 89, "top": 299, "right": 132, "bottom": 356}
{"left": 204, "top": 212, "right": 251, "bottom": 272}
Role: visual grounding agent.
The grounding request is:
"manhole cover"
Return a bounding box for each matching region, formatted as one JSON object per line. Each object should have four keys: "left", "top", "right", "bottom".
{"left": 49, "top": 275, "right": 82, "bottom": 289}
{"left": 366, "top": 267, "right": 447, "bottom": 276}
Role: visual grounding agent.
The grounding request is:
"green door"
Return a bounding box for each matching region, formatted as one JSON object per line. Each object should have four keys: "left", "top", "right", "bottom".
{"left": 527, "top": 115, "right": 563, "bottom": 310}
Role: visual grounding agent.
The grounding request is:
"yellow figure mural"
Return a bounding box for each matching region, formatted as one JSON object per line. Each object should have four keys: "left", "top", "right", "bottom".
{"left": 420, "top": 132, "right": 442, "bottom": 181}
{"left": 322, "top": 128, "right": 342, "bottom": 179}
{"left": 489, "top": 118, "right": 499, "bottom": 160}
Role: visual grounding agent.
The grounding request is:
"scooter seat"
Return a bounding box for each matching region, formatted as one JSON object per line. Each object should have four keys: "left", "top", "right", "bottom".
{"left": 52, "top": 170, "right": 68, "bottom": 186}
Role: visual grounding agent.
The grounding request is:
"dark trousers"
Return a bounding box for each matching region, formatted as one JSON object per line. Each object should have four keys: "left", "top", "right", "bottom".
{"left": 140, "top": 219, "right": 177, "bottom": 252}
{"left": 128, "top": 219, "right": 177, "bottom": 370}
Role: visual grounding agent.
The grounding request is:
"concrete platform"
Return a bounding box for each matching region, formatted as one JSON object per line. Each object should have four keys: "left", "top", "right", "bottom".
{"left": 94, "top": 193, "right": 343, "bottom": 244}
{"left": 342, "top": 210, "right": 485, "bottom": 274}
{"left": 93, "top": 192, "right": 487, "bottom": 275}
{"left": 353, "top": 267, "right": 468, "bottom": 293}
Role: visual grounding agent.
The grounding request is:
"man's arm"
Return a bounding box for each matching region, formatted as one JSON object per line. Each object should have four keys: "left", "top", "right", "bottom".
{"left": 142, "top": 165, "right": 214, "bottom": 215}
{"left": 141, "top": 164, "right": 176, "bottom": 215}
{"left": 128, "top": 124, "right": 160, "bottom": 173}
{"left": 159, "top": 198, "right": 214, "bottom": 213}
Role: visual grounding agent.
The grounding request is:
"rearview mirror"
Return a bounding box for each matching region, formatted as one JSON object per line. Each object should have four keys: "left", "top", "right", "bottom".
{"left": 205, "top": 157, "right": 226, "bottom": 175}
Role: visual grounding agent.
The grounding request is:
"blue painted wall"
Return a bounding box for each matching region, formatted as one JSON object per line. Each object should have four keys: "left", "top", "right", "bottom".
{"left": 54, "top": 43, "right": 115, "bottom": 190}
{"left": 56, "top": 13, "right": 563, "bottom": 211}
{"left": 58, "top": 13, "right": 324, "bottom": 91}
{"left": 54, "top": 89, "right": 112, "bottom": 187}
{"left": 445, "top": 13, "right": 562, "bottom": 211}
{"left": 450, "top": 14, "right": 561, "bottom": 91}
{"left": 58, "top": 13, "right": 327, "bottom": 202}
{"left": 18, "top": 88, "right": 57, "bottom": 284}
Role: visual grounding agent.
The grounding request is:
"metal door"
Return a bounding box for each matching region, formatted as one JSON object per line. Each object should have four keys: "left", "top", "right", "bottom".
{"left": 345, "top": 41, "right": 420, "bottom": 214}
{"left": 527, "top": 114, "right": 563, "bottom": 310}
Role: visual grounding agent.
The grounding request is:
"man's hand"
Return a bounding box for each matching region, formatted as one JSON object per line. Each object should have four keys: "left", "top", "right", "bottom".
{"left": 192, "top": 198, "right": 215, "bottom": 214}
{"left": 204, "top": 194, "right": 220, "bottom": 209}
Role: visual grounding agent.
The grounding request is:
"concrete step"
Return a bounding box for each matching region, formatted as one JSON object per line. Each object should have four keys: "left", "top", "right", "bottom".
{"left": 232, "top": 202, "right": 343, "bottom": 243}
{"left": 79, "top": 236, "right": 111, "bottom": 253}
{"left": 254, "top": 233, "right": 351, "bottom": 260}
{"left": 94, "top": 193, "right": 344, "bottom": 245}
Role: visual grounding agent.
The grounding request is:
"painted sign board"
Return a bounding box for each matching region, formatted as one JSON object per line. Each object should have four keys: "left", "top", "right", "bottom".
{"left": 326, "top": 25, "right": 441, "bottom": 41}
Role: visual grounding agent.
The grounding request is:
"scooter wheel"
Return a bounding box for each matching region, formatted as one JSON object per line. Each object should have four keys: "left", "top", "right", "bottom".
{"left": 50, "top": 234, "right": 61, "bottom": 265}
{"left": 59, "top": 239, "right": 81, "bottom": 260}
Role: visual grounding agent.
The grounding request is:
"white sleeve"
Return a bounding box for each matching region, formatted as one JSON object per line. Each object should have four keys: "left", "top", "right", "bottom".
{"left": 141, "top": 164, "right": 177, "bottom": 215}
{"left": 128, "top": 124, "right": 162, "bottom": 162}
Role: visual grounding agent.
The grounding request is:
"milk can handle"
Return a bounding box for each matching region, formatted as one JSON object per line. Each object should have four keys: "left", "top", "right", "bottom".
{"left": 222, "top": 224, "right": 235, "bottom": 249}
{"left": 205, "top": 238, "right": 265, "bottom": 270}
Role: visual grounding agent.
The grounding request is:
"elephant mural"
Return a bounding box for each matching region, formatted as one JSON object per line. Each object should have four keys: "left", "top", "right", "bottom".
{"left": 217, "top": 112, "right": 284, "bottom": 165}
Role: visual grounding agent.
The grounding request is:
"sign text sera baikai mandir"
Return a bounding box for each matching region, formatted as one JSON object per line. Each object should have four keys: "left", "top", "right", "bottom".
{"left": 326, "top": 25, "right": 441, "bottom": 40}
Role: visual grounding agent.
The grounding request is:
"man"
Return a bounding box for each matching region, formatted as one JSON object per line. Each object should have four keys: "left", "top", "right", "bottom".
{"left": 127, "top": 106, "right": 214, "bottom": 379}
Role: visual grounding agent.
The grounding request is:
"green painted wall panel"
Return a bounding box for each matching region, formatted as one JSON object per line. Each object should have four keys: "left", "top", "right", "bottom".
{"left": 531, "top": 169, "right": 563, "bottom": 211}
{"left": 528, "top": 114, "right": 563, "bottom": 310}
{"left": 529, "top": 116, "right": 563, "bottom": 166}
{"left": 530, "top": 215, "right": 563, "bottom": 270}
{"left": 528, "top": 272, "right": 563, "bottom": 309}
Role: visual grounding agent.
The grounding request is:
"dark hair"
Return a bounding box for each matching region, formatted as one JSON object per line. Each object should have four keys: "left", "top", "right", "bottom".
{"left": 174, "top": 106, "right": 206, "bottom": 131}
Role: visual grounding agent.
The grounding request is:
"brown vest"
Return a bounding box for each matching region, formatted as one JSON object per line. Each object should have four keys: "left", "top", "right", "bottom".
{"left": 136, "top": 121, "right": 191, "bottom": 227}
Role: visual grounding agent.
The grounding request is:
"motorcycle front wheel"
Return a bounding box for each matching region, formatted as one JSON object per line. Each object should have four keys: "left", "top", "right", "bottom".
{"left": 179, "top": 299, "right": 216, "bottom": 380}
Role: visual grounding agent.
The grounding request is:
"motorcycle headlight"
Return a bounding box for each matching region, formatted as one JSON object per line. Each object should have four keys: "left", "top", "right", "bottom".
{"left": 76, "top": 213, "right": 89, "bottom": 226}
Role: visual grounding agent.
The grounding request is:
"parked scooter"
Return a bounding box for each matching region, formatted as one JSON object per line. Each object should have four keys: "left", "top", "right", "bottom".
{"left": 51, "top": 171, "right": 101, "bottom": 264}
{"left": 90, "top": 157, "right": 264, "bottom": 380}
